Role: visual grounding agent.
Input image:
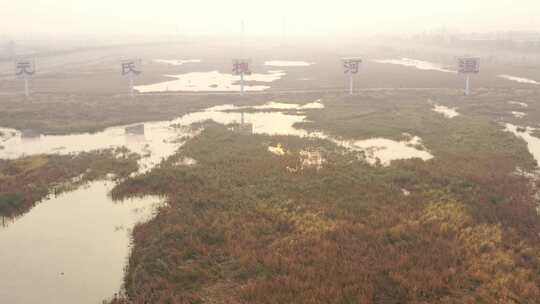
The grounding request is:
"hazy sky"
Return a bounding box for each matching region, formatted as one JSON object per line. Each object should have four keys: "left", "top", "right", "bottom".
{"left": 2, "top": 0, "right": 540, "bottom": 36}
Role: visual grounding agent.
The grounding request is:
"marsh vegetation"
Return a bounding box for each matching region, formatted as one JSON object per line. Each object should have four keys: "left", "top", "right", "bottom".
{"left": 105, "top": 92, "right": 540, "bottom": 303}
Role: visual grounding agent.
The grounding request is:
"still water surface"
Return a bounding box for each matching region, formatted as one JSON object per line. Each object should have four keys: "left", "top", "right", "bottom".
{"left": 0, "top": 182, "right": 164, "bottom": 304}
{"left": 374, "top": 58, "right": 455, "bottom": 73}
{"left": 135, "top": 70, "right": 285, "bottom": 92}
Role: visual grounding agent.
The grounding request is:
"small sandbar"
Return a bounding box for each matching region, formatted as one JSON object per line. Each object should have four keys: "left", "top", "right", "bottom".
{"left": 321, "top": 134, "right": 433, "bottom": 166}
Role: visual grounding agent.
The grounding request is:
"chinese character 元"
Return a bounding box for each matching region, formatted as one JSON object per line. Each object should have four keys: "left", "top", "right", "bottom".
{"left": 16, "top": 61, "right": 35, "bottom": 77}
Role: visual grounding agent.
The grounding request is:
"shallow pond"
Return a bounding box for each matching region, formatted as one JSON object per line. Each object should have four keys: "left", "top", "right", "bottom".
{"left": 134, "top": 70, "right": 285, "bottom": 93}
{"left": 0, "top": 122, "right": 188, "bottom": 173}
{"left": 374, "top": 58, "right": 455, "bottom": 73}
{"left": 332, "top": 136, "right": 433, "bottom": 166}
{"left": 174, "top": 107, "right": 310, "bottom": 137}
{"left": 0, "top": 102, "right": 325, "bottom": 161}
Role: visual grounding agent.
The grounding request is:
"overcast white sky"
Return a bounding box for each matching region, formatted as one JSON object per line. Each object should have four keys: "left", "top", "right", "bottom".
{"left": 2, "top": 0, "right": 540, "bottom": 36}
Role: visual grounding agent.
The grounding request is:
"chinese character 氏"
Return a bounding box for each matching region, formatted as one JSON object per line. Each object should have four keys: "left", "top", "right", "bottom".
{"left": 122, "top": 61, "right": 141, "bottom": 76}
